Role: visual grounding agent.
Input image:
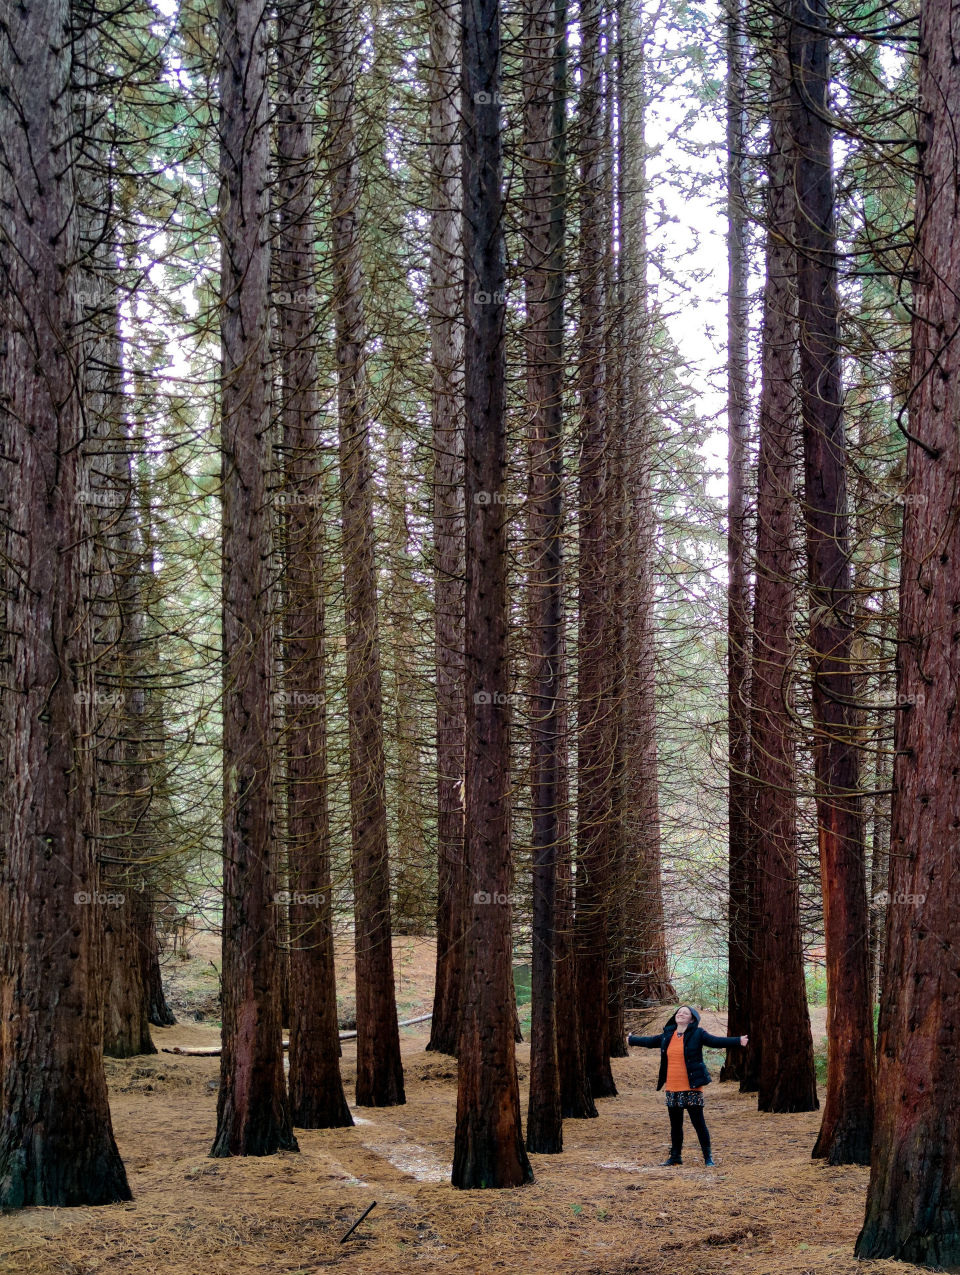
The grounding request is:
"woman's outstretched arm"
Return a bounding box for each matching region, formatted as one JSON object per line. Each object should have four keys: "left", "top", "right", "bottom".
{"left": 700, "top": 1031, "right": 746, "bottom": 1047}
{"left": 627, "top": 1033, "right": 663, "bottom": 1047}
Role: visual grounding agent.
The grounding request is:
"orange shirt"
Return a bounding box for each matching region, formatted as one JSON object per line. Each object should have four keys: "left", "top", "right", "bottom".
{"left": 665, "top": 1030, "right": 701, "bottom": 1091}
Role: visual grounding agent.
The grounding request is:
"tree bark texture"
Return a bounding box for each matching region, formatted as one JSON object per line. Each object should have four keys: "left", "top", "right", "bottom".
{"left": 856, "top": 0, "right": 960, "bottom": 1257}
{"left": 721, "top": 0, "right": 751, "bottom": 1082}
{"left": 277, "top": 0, "right": 353, "bottom": 1130}
{"left": 426, "top": 0, "right": 467, "bottom": 1058}
{"left": 523, "top": 0, "right": 566, "bottom": 1155}
{"left": 452, "top": 0, "right": 533, "bottom": 1188}
{"left": 618, "top": 0, "right": 674, "bottom": 1012}
{"left": 575, "top": 0, "right": 617, "bottom": 1101}
{"left": 0, "top": 0, "right": 131, "bottom": 1205}
{"left": 750, "top": 37, "right": 818, "bottom": 1114}
{"left": 789, "top": 0, "right": 874, "bottom": 1165}
{"left": 324, "top": 0, "right": 405, "bottom": 1108}
{"left": 211, "top": 0, "right": 297, "bottom": 1157}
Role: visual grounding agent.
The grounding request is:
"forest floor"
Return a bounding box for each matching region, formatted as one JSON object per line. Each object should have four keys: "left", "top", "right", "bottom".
{"left": 0, "top": 937, "right": 926, "bottom": 1275}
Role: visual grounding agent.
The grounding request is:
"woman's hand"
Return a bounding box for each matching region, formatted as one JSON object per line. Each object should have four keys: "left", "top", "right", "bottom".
{"left": 740, "top": 1035, "right": 748, "bottom": 1046}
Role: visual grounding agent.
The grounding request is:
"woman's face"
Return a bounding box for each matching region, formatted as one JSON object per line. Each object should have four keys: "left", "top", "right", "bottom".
{"left": 676, "top": 1006, "right": 693, "bottom": 1027}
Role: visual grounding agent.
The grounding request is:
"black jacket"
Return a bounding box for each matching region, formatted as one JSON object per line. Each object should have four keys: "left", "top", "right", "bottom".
{"left": 627, "top": 1006, "right": 741, "bottom": 1091}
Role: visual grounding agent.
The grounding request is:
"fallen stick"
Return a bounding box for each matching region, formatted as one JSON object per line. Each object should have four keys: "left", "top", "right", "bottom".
{"left": 160, "top": 1010, "right": 434, "bottom": 1056}
{"left": 340, "top": 1201, "right": 377, "bottom": 1243}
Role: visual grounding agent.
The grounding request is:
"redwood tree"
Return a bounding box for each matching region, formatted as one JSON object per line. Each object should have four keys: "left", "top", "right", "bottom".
{"left": 721, "top": 0, "right": 751, "bottom": 1083}
{"left": 325, "top": 0, "right": 405, "bottom": 1107}
{"left": 575, "top": 0, "right": 617, "bottom": 1101}
{"left": 789, "top": 0, "right": 874, "bottom": 1164}
{"left": 211, "top": 0, "right": 297, "bottom": 1157}
{"left": 451, "top": 0, "right": 533, "bottom": 1188}
{"left": 0, "top": 0, "right": 131, "bottom": 1205}
{"left": 79, "top": 118, "right": 157, "bottom": 1061}
{"left": 523, "top": 0, "right": 566, "bottom": 1155}
{"left": 554, "top": 16, "right": 595, "bottom": 1111}
{"left": 750, "top": 27, "right": 818, "bottom": 1114}
{"left": 425, "top": 0, "right": 467, "bottom": 1059}
{"left": 856, "top": 0, "right": 960, "bottom": 1256}
{"left": 618, "top": 0, "right": 674, "bottom": 1012}
{"left": 277, "top": 0, "right": 353, "bottom": 1130}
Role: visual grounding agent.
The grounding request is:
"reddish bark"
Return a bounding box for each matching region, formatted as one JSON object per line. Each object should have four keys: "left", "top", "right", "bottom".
{"left": 325, "top": 0, "right": 404, "bottom": 1108}
{"left": 522, "top": 0, "right": 566, "bottom": 1154}
{"left": 789, "top": 0, "right": 874, "bottom": 1164}
{"left": 575, "top": 0, "right": 617, "bottom": 1102}
{"left": 277, "top": 0, "right": 353, "bottom": 1130}
{"left": 144, "top": 904, "right": 176, "bottom": 1027}
{"left": 211, "top": 0, "right": 297, "bottom": 1157}
{"left": 556, "top": 803, "right": 598, "bottom": 1119}
{"left": 617, "top": 0, "right": 674, "bottom": 1013}
{"left": 0, "top": 0, "right": 130, "bottom": 1204}
{"left": 856, "top": 0, "right": 960, "bottom": 1258}
{"left": 721, "top": 0, "right": 751, "bottom": 1083}
{"left": 425, "top": 0, "right": 466, "bottom": 1053}
{"left": 750, "top": 34, "right": 817, "bottom": 1114}
{"left": 451, "top": 0, "right": 533, "bottom": 1188}
{"left": 604, "top": 7, "right": 627, "bottom": 1059}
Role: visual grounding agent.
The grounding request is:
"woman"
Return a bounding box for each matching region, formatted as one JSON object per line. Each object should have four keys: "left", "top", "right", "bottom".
{"left": 628, "top": 1005, "right": 747, "bottom": 1167}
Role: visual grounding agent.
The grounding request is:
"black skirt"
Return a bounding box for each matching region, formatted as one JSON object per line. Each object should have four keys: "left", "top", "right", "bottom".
{"left": 665, "top": 1089, "right": 704, "bottom": 1108}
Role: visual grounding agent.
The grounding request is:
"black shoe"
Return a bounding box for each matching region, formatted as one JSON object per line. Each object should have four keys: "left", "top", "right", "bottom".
{"left": 703, "top": 1152, "right": 715, "bottom": 1166}
{"left": 659, "top": 1155, "right": 682, "bottom": 1166}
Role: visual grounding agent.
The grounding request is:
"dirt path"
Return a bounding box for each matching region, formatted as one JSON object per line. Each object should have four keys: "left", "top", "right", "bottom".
{"left": 0, "top": 1012, "right": 921, "bottom": 1275}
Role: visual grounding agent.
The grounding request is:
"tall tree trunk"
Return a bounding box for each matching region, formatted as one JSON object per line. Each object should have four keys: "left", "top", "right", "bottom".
{"left": 855, "top": 0, "right": 960, "bottom": 1256}
{"left": 553, "top": 0, "right": 595, "bottom": 1117}
{"left": 618, "top": 0, "right": 674, "bottom": 1012}
{"left": 451, "top": 0, "right": 533, "bottom": 1188}
{"left": 721, "top": 0, "right": 751, "bottom": 1082}
{"left": 325, "top": 0, "right": 405, "bottom": 1108}
{"left": 523, "top": 0, "right": 565, "bottom": 1155}
{"left": 102, "top": 892, "right": 156, "bottom": 1059}
{"left": 0, "top": 0, "right": 131, "bottom": 1205}
{"left": 211, "top": 0, "right": 298, "bottom": 1158}
{"left": 425, "top": 0, "right": 467, "bottom": 1059}
{"left": 81, "top": 234, "right": 157, "bottom": 1062}
{"left": 385, "top": 423, "right": 431, "bottom": 935}
{"left": 144, "top": 905, "right": 176, "bottom": 1028}
{"left": 92, "top": 414, "right": 156, "bottom": 1064}
{"left": 556, "top": 738, "right": 598, "bottom": 1119}
{"left": 604, "top": 3, "right": 627, "bottom": 1060}
{"left": 575, "top": 0, "right": 617, "bottom": 1101}
{"left": 789, "top": 0, "right": 874, "bottom": 1165}
{"left": 77, "top": 153, "right": 156, "bottom": 1060}
{"left": 277, "top": 0, "right": 353, "bottom": 1130}
{"left": 867, "top": 552, "right": 893, "bottom": 1011}
{"left": 129, "top": 395, "right": 176, "bottom": 1032}
{"left": 750, "top": 32, "right": 818, "bottom": 1114}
